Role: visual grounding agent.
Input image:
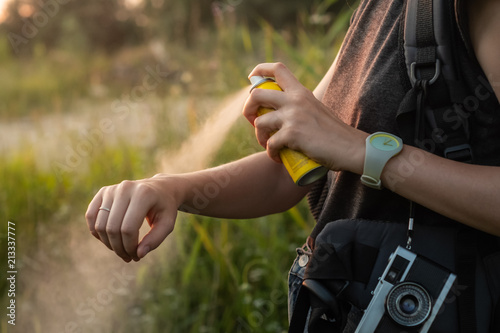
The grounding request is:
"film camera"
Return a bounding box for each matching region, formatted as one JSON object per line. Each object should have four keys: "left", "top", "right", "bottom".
{"left": 356, "top": 246, "right": 456, "bottom": 332}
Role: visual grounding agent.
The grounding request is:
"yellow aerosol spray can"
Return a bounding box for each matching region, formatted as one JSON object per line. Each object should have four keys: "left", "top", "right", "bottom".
{"left": 249, "top": 76, "right": 328, "bottom": 186}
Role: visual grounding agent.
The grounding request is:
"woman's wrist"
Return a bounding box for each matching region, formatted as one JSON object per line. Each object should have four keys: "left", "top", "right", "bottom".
{"left": 151, "top": 173, "right": 189, "bottom": 211}
{"left": 341, "top": 130, "right": 368, "bottom": 175}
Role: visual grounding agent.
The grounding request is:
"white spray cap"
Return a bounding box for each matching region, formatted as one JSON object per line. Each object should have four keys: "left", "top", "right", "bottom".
{"left": 249, "top": 76, "right": 275, "bottom": 92}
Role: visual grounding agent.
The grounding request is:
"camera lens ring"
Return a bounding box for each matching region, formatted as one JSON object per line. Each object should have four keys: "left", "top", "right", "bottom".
{"left": 386, "top": 282, "right": 432, "bottom": 327}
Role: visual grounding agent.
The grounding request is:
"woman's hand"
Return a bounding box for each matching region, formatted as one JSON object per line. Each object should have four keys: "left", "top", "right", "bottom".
{"left": 85, "top": 175, "right": 181, "bottom": 262}
{"left": 243, "top": 62, "right": 368, "bottom": 174}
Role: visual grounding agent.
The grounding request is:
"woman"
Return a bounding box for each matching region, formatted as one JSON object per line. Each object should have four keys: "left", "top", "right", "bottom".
{"left": 86, "top": 0, "right": 500, "bottom": 331}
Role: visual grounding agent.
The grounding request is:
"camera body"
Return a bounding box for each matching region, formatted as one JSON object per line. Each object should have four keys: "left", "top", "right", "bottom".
{"left": 355, "top": 246, "right": 456, "bottom": 333}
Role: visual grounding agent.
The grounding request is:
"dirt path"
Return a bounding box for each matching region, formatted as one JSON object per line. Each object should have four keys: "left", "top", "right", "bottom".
{"left": 0, "top": 98, "right": 157, "bottom": 170}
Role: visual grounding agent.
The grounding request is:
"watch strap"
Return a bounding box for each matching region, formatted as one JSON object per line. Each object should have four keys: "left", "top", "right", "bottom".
{"left": 361, "top": 145, "right": 386, "bottom": 189}
{"left": 361, "top": 132, "right": 403, "bottom": 190}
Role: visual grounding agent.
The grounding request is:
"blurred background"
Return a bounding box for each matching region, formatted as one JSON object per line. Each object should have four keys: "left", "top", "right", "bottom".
{"left": 0, "top": 0, "right": 355, "bottom": 332}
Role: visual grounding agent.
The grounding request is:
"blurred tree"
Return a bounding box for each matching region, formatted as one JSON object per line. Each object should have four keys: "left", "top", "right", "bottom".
{"left": 1, "top": 0, "right": 141, "bottom": 56}
{"left": 0, "top": 0, "right": 357, "bottom": 57}
{"left": 140, "top": 0, "right": 212, "bottom": 46}
{"left": 65, "top": 0, "right": 140, "bottom": 52}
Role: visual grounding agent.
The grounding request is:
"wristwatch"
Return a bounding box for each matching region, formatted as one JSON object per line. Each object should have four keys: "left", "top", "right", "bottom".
{"left": 361, "top": 132, "right": 403, "bottom": 190}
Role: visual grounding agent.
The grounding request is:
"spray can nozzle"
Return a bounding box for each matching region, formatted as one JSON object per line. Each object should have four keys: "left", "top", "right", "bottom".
{"left": 249, "top": 76, "right": 276, "bottom": 92}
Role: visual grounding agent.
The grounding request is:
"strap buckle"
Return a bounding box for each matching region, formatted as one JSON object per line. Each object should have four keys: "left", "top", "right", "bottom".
{"left": 410, "top": 59, "right": 441, "bottom": 86}
{"left": 444, "top": 144, "right": 473, "bottom": 163}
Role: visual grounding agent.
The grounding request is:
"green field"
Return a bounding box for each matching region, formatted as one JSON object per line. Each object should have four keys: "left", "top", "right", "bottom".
{"left": 0, "top": 1, "right": 355, "bottom": 332}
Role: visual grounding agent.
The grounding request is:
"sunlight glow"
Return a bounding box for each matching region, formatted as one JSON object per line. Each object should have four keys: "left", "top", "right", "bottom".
{"left": 0, "top": 0, "right": 13, "bottom": 23}
{"left": 124, "top": 0, "right": 143, "bottom": 9}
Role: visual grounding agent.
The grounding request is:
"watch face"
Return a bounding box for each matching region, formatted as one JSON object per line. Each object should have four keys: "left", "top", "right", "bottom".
{"left": 369, "top": 133, "right": 402, "bottom": 151}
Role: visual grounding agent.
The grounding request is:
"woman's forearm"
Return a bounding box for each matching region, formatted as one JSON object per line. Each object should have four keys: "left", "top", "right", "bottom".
{"left": 166, "top": 152, "right": 311, "bottom": 219}
{"left": 382, "top": 145, "right": 500, "bottom": 236}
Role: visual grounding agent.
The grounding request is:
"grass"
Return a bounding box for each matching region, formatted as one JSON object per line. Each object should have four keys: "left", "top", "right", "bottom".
{"left": 0, "top": 4, "right": 354, "bottom": 332}
{"left": 123, "top": 211, "right": 313, "bottom": 333}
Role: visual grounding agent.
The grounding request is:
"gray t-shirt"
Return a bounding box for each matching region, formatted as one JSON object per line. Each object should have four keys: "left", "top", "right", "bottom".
{"left": 308, "top": 0, "right": 500, "bottom": 242}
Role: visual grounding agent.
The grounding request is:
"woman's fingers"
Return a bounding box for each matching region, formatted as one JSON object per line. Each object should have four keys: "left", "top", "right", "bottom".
{"left": 86, "top": 182, "right": 140, "bottom": 262}
{"left": 248, "top": 62, "right": 301, "bottom": 91}
{"left": 243, "top": 88, "right": 285, "bottom": 126}
{"left": 93, "top": 189, "right": 115, "bottom": 251}
{"left": 244, "top": 62, "right": 304, "bottom": 126}
{"left": 245, "top": 62, "right": 365, "bottom": 172}
{"left": 244, "top": 63, "right": 314, "bottom": 164}
{"left": 253, "top": 111, "right": 283, "bottom": 148}
{"left": 264, "top": 130, "right": 288, "bottom": 164}
{"left": 85, "top": 188, "right": 104, "bottom": 240}
{"left": 106, "top": 185, "right": 133, "bottom": 262}
{"left": 137, "top": 212, "right": 176, "bottom": 259}
{"left": 86, "top": 178, "right": 179, "bottom": 262}
{"left": 120, "top": 188, "right": 159, "bottom": 261}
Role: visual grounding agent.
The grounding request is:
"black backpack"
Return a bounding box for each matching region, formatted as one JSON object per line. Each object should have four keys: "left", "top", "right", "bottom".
{"left": 289, "top": 0, "right": 500, "bottom": 332}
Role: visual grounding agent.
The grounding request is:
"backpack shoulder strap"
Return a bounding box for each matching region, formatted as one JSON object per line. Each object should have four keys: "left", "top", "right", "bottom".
{"left": 404, "top": 0, "right": 459, "bottom": 86}
{"left": 397, "top": 0, "right": 473, "bottom": 162}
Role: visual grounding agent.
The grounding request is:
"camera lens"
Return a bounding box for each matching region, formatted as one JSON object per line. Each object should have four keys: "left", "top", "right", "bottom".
{"left": 400, "top": 295, "right": 418, "bottom": 314}
{"left": 386, "top": 282, "right": 431, "bottom": 327}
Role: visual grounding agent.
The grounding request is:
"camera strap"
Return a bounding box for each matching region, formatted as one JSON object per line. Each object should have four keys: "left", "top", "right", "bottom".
{"left": 400, "top": 0, "right": 478, "bottom": 331}
{"left": 406, "top": 201, "right": 415, "bottom": 250}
